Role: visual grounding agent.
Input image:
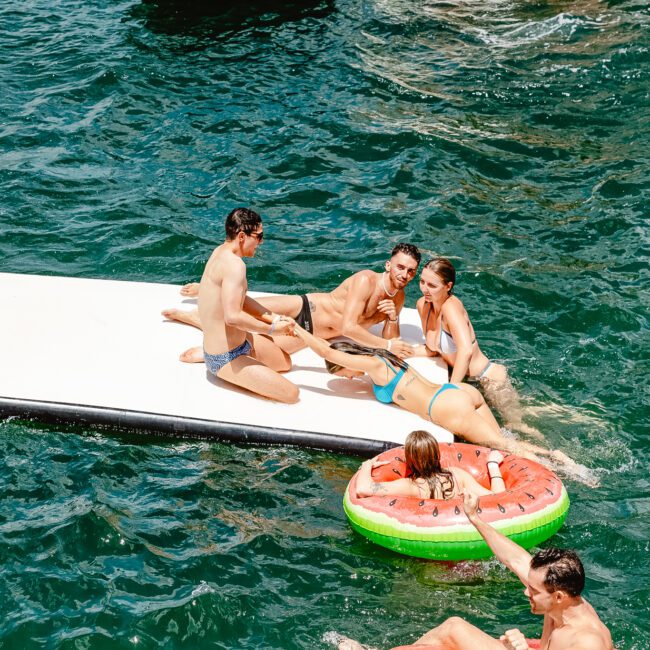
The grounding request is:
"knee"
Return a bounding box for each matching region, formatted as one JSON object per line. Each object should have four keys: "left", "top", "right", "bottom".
{"left": 438, "top": 616, "right": 467, "bottom": 640}
{"left": 281, "top": 383, "right": 300, "bottom": 404}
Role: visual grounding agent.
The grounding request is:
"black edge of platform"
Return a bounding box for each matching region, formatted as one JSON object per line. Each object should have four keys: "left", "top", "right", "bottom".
{"left": 0, "top": 397, "right": 395, "bottom": 456}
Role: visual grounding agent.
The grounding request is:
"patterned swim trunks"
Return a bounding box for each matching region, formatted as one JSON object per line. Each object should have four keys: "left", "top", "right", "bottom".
{"left": 204, "top": 339, "right": 252, "bottom": 375}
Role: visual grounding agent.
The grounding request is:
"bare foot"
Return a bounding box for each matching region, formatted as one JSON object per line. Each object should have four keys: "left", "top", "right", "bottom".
{"left": 179, "top": 346, "right": 204, "bottom": 364}
{"left": 161, "top": 308, "right": 202, "bottom": 330}
{"left": 180, "top": 282, "right": 200, "bottom": 297}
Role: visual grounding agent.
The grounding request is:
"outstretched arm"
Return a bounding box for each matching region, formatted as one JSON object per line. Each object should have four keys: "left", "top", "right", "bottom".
{"left": 355, "top": 458, "right": 417, "bottom": 498}
{"left": 291, "top": 324, "right": 379, "bottom": 374}
{"left": 463, "top": 491, "right": 532, "bottom": 586}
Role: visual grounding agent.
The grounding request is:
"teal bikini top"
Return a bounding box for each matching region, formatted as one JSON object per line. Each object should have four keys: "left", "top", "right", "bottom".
{"left": 372, "top": 357, "right": 405, "bottom": 404}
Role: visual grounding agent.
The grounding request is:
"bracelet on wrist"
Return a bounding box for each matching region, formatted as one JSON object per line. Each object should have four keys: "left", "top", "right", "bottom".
{"left": 489, "top": 473, "right": 501, "bottom": 480}
{"left": 486, "top": 461, "right": 500, "bottom": 466}
{"left": 269, "top": 314, "right": 280, "bottom": 335}
{"left": 387, "top": 317, "right": 398, "bottom": 323}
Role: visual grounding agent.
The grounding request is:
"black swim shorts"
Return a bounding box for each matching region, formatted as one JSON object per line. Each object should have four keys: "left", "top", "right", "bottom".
{"left": 295, "top": 294, "right": 314, "bottom": 333}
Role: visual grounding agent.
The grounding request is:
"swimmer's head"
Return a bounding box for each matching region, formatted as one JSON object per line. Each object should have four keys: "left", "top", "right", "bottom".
{"left": 530, "top": 548, "right": 585, "bottom": 597}
{"left": 225, "top": 207, "right": 262, "bottom": 240}
{"left": 404, "top": 430, "right": 454, "bottom": 499}
{"left": 404, "top": 430, "right": 443, "bottom": 477}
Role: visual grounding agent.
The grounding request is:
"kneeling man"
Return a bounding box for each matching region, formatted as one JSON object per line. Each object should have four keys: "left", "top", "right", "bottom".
{"left": 198, "top": 207, "right": 298, "bottom": 403}
{"left": 339, "top": 491, "right": 613, "bottom": 650}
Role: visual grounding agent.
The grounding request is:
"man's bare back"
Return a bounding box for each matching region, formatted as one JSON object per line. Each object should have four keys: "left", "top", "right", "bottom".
{"left": 199, "top": 244, "right": 248, "bottom": 355}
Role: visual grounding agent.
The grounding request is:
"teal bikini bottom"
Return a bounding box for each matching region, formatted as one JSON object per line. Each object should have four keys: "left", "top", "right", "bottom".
{"left": 427, "top": 383, "right": 460, "bottom": 421}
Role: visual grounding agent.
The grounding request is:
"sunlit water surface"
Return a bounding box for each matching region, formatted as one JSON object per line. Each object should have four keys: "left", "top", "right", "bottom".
{"left": 0, "top": 0, "right": 648, "bottom": 647}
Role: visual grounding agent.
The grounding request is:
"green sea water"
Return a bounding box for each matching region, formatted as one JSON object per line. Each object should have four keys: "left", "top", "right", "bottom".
{"left": 1, "top": 0, "right": 648, "bottom": 648}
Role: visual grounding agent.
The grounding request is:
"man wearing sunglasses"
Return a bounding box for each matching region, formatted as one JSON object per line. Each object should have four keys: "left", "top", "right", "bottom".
{"left": 194, "top": 207, "right": 299, "bottom": 403}
{"left": 164, "top": 243, "right": 421, "bottom": 363}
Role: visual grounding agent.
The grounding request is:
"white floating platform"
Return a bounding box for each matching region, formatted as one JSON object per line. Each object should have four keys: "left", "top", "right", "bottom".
{"left": 0, "top": 273, "right": 453, "bottom": 454}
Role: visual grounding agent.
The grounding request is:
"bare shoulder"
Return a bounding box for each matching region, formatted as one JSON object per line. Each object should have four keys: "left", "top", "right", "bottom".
{"left": 441, "top": 295, "right": 466, "bottom": 316}
{"left": 416, "top": 296, "right": 426, "bottom": 314}
{"left": 550, "top": 619, "right": 613, "bottom": 650}
{"left": 347, "top": 270, "right": 375, "bottom": 294}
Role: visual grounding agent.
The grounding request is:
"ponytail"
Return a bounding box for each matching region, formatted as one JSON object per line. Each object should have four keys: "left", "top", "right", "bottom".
{"left": 325, "top": 341, "right": 408, "bottom": 374}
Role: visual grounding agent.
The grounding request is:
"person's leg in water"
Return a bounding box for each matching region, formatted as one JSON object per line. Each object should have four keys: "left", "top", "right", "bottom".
{"left": 412, "top": 616, "right": 507, "bottom": 650}
{"left": 431, "top": 389, "right": 578, "bottom": 471}
{"left": 478, "top": 363, "right": 544, "bottom": 440}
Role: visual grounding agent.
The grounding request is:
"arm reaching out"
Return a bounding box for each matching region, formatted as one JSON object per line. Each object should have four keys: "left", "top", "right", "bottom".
{"left": 462, "top": 491, "right": 532, "bottom": 586}
{"left": 291, "top": 324, "right": 378, "bottom": 374}
{"left": 355, "top": 458, "right": 415, "bottom": 498}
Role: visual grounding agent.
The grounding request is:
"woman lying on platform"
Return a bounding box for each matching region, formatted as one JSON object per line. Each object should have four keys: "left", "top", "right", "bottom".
{"left": 356, "top": 430, "right": 506, "bottom": 500}
{"left": 290, "top": 324, "right": 576, "bottom": 470}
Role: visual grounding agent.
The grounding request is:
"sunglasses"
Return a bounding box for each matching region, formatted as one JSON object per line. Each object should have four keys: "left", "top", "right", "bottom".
{"left": 248, "top": 231, "right": 264, "bottom": 242}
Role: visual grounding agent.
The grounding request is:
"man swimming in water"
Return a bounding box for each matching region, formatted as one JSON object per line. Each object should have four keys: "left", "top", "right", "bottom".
{"left": 337, "top": 490, "right": 613, "bottom": 650}
{"left": 163, "top": 243, "right": 422, "bottom": 362}
{"left": 195, "top": 207, "right": 299, "bottom": 403}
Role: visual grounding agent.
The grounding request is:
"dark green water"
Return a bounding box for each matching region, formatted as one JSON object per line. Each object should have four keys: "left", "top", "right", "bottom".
{"left": 1, "top": 0, "right": 648, "bottom": 647}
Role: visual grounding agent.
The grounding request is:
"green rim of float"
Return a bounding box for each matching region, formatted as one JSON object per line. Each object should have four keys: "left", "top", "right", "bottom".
{"left": 343, "top": 443, "right": 570, "bottom": 561}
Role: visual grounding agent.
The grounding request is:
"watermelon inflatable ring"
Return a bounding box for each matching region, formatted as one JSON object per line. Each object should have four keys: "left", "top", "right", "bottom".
{"left": 344, "top": 443, "right": 569, "bottom": 561}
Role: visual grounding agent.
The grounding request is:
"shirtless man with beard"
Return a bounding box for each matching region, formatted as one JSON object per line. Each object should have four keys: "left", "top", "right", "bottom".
{"left": 163, "top": 243, "right": 422, "bottom": 363}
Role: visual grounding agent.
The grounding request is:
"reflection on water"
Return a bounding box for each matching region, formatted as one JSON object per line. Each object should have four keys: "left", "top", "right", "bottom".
{"left": 135, "top": 0, "right": 335, "bottom": 36}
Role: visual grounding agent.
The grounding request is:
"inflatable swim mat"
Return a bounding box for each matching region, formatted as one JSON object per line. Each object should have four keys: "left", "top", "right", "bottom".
{"left": 0, "top": 273, "right": 453, "bottom": 453}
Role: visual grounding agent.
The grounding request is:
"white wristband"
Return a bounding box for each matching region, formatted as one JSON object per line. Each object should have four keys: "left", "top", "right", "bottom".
{"left": 269, "top": 314, "right": 280, "bottom": 335}
{"left": 387, "top": 340, "right": 392, "bottom": 352}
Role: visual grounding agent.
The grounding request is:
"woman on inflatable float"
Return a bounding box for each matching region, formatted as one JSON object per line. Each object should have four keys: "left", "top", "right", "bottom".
{"left": 291, "top": 324, "right": 574, "bottom": 468}
{"left": 344, "top": 431, "right": 569, "bottom": 561}
{"left": 356, "top": 430, "right": 507, "bottom": 500}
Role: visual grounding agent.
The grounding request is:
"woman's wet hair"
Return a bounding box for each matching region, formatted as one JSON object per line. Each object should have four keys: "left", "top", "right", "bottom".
{"left": 423, "top": 257, "right": 456, "bottom": 295}
{"left": 324, "top": 341, "right": 409, "bottom": 375}
{"left": 530, "top": 548, "right": 585, "bottom": 597}
{"left": 404, "top": 430, "right": 455, "bottom": 500}
{"left": 225, "top": 207, "right": 262, "bottom": 240}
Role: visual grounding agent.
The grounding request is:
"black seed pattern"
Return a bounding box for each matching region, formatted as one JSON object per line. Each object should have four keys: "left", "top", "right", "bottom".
{"left": 392, "top": 468, "right": 402, "bottom": 476}
{"left": 526, "top": 493, "right": 535, "bottom": 500}
{"left": 477, "top": 506, "right": 482, "bottom": 514}
{"left": 545, "top": 488, "right": 554, "bottom": 496}
{"left": 498, "top": 504, "right": 506, "bottom": 513}
{"left": 395, "top": 456, "right": 404, "bottom": 463}
{"left": 419, "top": 500, "right": 425, "bottom": 507}
{"left": 518, "top": 503, "right": 525, "bottom": 512}
{"left": 433, "top": 507, "right": 439, "bottom": 517}
{"left": 457, "top": 452, "right": 463, "bottom": 462}
{"left": 389, "top": 499, "right": 397, "bottom": 506}
{"left": 475, "top": 449, "right": 481, "bottom": 456}
{"left": 454, "top": 506, "right": 460, "bottom": 515}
